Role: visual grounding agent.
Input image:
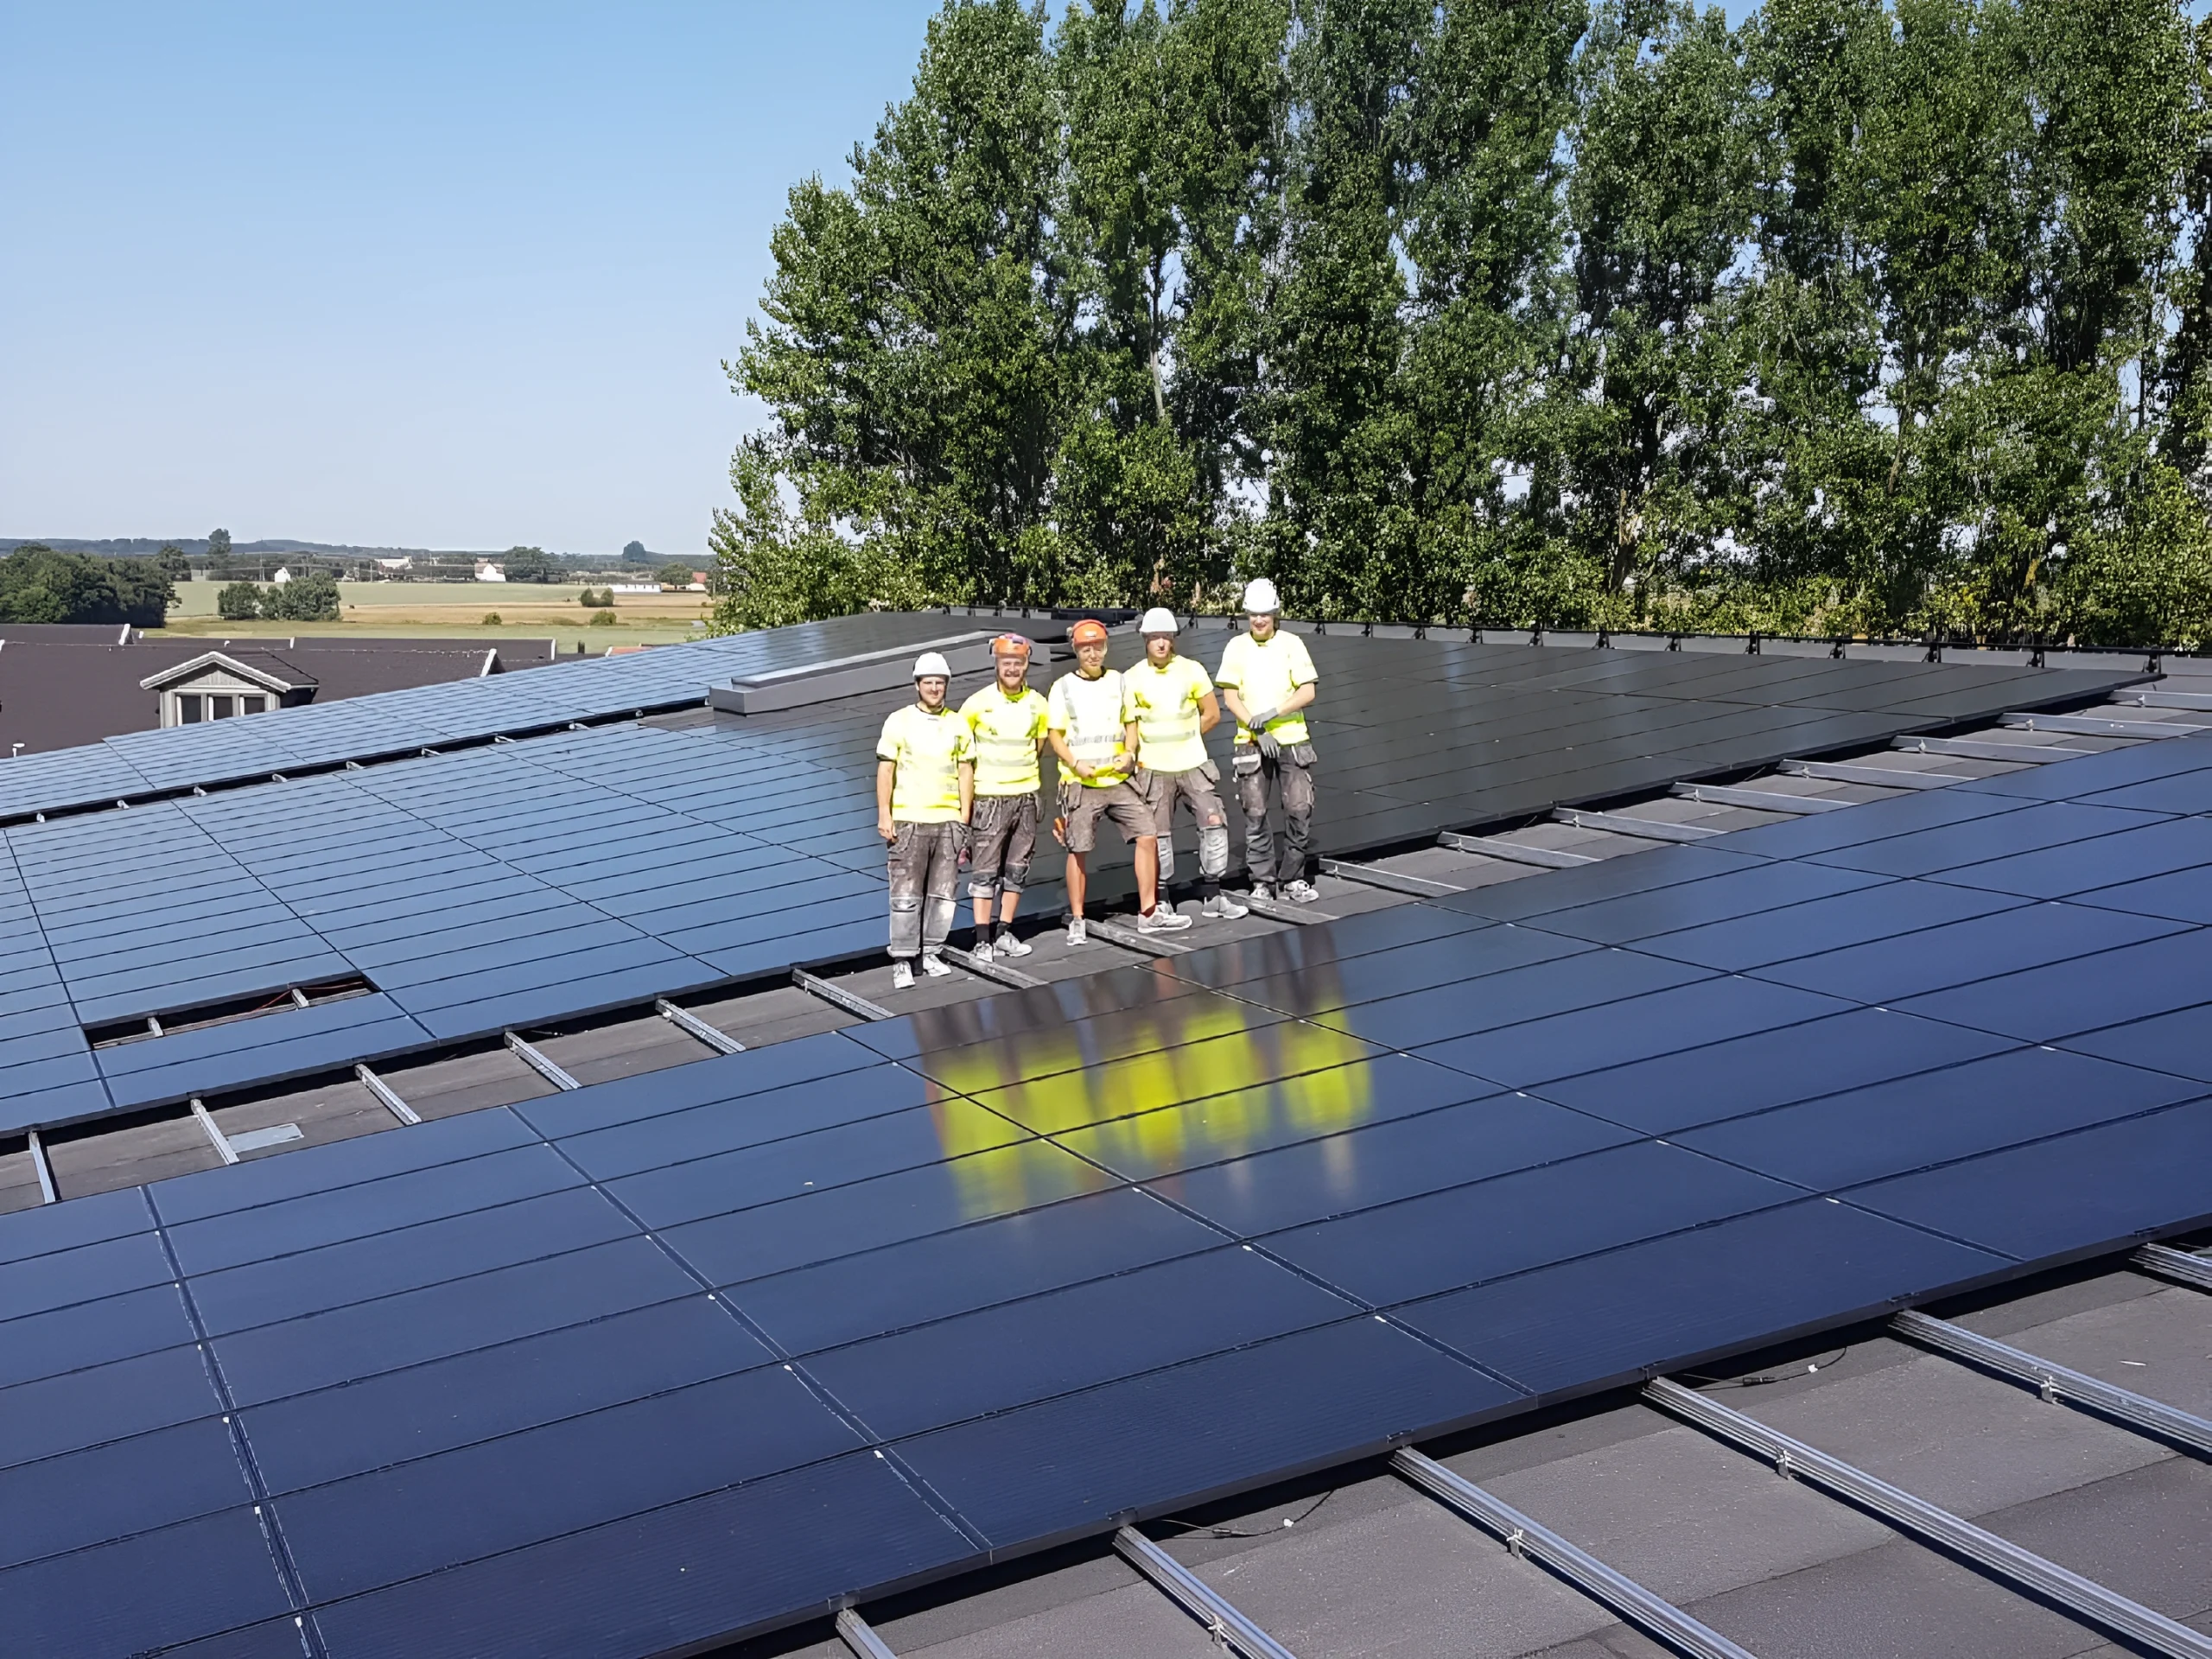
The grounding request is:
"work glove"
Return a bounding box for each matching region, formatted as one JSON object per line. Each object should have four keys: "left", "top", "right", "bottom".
{"left": 1244, "top": 706, "right": 1280, "bottom": 734}
{"left": 952, "top": 821, "right": 972, "bottom": 859}
{"left": 1255, "top": 730, "right": 1281, "bottom": 760}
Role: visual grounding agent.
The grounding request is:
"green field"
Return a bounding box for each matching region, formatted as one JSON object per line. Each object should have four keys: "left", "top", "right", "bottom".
{"left": 158, "top": 577, "right": 715, "bottom": 645}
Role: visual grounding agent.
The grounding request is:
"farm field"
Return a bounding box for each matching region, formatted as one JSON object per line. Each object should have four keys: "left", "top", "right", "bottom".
{"left": 161, "top": 579, "right": 712, "bottom": 645}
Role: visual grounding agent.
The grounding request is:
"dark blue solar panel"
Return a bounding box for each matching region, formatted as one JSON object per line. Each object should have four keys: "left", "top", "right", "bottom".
{"left": 1, "top": 642, "right": 2203, "bottom": 1657}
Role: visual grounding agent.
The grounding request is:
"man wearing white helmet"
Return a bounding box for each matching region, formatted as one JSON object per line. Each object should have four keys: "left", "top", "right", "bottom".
{"left": 1216, "top": 577, "right": 1320, "bottom": 901}
{"left": 875, "top": 651, "right": 974, "bottom": 989}
{"left": 1124, "top": 607, "right": 1248, "bottom": 923}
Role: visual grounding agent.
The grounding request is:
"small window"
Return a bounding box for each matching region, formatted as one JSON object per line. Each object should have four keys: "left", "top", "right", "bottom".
{"left": 209, "top": 696, "right": 234, "bottom": 719}
{"left": 177, "top": 694, "right": 202, "bottom": 724}
{"left": 240, "top": 694, "right": 267, "bottom": 714}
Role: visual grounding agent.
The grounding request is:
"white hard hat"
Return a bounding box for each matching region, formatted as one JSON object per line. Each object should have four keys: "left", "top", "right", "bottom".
{"left": 1242, "top": 577, "right": 1281, "bottom": 614}
{"left": 912, "top": 651, "right": 951, "bottom": 680}
{"left": 1138, "top": 607, "right": 1179, "bottom": 636}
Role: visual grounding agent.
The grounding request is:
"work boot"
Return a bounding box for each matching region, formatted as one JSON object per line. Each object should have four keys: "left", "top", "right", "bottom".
{"left": 1066, "top": 916, "right": 1088, "bottom": 946}
{"left": 1138, "top": 906, "right": 1193, "bottom": 934}
{"left": 920, "top": 951, "right": 953, "bottom": 977}
{"left": 971, "top": 937, "right": 996, "bottom": 963}
{"left": 1285, "top": 879, "right": 1320, "bottom": 904}
{"left": 996, "top": 929, "right": 1033, "bottom": 958}
{"left": 890, "top": 960, "right": 916, "bottom": 991}
{"left": 1201, "top": 892, "right": 1249, "bottom": 920}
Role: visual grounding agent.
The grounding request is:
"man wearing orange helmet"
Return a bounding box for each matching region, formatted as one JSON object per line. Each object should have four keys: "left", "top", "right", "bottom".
{"left": 959, "top": 633, "right": 1049, "bottom": 960}
{"left": 1047, "top": 617, "right": 1179, "bottom": 942}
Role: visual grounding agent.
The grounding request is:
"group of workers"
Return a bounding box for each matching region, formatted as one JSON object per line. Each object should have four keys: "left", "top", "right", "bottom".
{"left": 874, "top": 579, "right": 1319, "bottom": 988}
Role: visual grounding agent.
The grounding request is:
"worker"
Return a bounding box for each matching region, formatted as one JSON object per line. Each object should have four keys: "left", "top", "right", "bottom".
{"left": 960, "top": 633, "right": 1049, "bottom": 961}
{"left": 875, "top": 651, "right": 974, "bottom": 989}
{"left": 1047, "top": 618, "right": 1185, "bottom": 940}
{"left": 1124, "top": 607, "right": 1247, "bottom": 921}
{"left": 1216, "top": 578, "right": 1319, "bottom": 901}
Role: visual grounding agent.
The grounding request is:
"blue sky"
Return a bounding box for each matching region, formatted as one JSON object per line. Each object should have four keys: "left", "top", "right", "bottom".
{"left": 2, "top": 3, "right": 943, "bottom": 555}
{"left": 3, "top": 0, "right": 1823, "bottom": 557}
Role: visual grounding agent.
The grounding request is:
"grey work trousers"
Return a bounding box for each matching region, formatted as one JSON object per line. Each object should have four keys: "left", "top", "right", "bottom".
{"left": 1235, "top": 744, "right": 1316, "bottom": 886}
{"left": 887, "top": 820, "right": 960, "bottom": 959}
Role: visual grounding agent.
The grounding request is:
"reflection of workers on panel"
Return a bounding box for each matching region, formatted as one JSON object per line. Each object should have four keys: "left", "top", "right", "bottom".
{"left": 1217, "top": 578, "right": 1321, "bottom": 902}
{"left": 1048, "top": 619, "right": 1182, "bottom": 942}
{"left": 1126, "top": 608, "right": 1247, "bottom": 921}
{"left": 959, "top": 633, "right": 1048, "bottom": 963}
{"left": 876, "top": 651, "right": 974, "bottom": 989}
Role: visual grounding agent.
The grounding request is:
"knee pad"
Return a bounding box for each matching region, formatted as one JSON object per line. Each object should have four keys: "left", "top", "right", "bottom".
{"left": 888, "top": 895, "right": 920, "bottom": 914}
{"left": 1198, "top": 824, "right": 1230, "bottom": 879}
{"left": 1001, "top": 857, "right": 1030, "bottom": 893}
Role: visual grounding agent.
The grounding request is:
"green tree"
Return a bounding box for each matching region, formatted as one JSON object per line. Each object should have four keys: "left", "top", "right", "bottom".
{"left": 621, "top": 539, "right": 650, "bottom": 563}
{"left": 711, "top": 0, "right": 2212, "bottom": 645}
{"left": 1537, "top": 0, "right": 1755, "bottom": 620}
{"left": 0, "top": 546, "right": 173, "bottom": 626}
{"left": 217, "top": 581, "right": 261, "bottom": 621}
{"left": 263, "top": 570, "right": 341, "bottom": 622}
{"left": 501, "top": 545, "right": 556, "bottom": 582}
{"left": 156, "top": 543, "right": 192, "bottom": 586}
{"left": 658, "top": 561, "right": 696, "bottom": 588}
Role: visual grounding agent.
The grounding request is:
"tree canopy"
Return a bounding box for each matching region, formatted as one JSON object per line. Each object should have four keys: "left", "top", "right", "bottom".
{"left": 501, "top": 545, "right": 556, "bottom": 582}
{"left": 0, "top": 546, "right": 175, "bottom": 626}
{"left": 715, "top": 0, "right": 2212, "bottom": 646}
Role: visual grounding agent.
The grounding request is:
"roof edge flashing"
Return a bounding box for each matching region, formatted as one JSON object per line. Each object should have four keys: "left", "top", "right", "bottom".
{"left": 710, "top": 629, "right": 1009, "bottom": 715}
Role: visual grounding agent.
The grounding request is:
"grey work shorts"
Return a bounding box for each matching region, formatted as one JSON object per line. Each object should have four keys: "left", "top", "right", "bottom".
{"left": 968, "top": 793, "right": 1039, "bottom": 895}
{"left": 1057, "top": 778, "right": 1152, "bottom": 854}
{"left": 1132, "top": 760, "right": 1227, "bottom": 835}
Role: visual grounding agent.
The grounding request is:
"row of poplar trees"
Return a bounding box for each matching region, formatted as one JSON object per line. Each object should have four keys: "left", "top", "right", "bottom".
{"left": 714, "top": 0, "right": 2212, "bottom": 646}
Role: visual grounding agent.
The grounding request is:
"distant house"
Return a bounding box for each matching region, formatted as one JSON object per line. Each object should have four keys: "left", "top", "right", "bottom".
{"left": 609, "top": 582, "right": 659, "bottom": 594}
{"left": 270, "top": 567, "right": 293, "bottom": 586}
{"left": 474, "top": 562, "right": 507, "bottom": 582}
{"left": 375, "top": 556, "right": 413, "bottom": 573}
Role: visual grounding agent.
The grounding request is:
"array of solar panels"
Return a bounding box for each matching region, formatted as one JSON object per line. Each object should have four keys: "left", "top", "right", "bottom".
{"left": 0, "top": 613, "right": 969, "bottom": 823}
{"left": 4, "top": 728, "right": 2209, "bottom": 1658}
{"left": 0, "top": 627, "right": 2140, "bottom": 1140}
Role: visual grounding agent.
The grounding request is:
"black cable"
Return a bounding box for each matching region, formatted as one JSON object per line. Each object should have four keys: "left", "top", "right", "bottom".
{"left": 1684, "top": 1347, "right": 1851, "bottom": 1389}
{"left": 1154, "top": 1487, "right": 1337, "bottom": 1539}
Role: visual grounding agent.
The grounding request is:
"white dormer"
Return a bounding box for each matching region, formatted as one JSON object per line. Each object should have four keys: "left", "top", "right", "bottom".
{"left": 140, "top": 651, "right": 317, "bottom": 728}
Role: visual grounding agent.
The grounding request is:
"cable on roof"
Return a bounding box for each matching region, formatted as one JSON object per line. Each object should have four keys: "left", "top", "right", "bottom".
{"left": 1153, "top": 1486, "right": 1336, "bottom": 1539}
{"left": 1683, "top": 1347, "right": 1850, "bottom": 1389}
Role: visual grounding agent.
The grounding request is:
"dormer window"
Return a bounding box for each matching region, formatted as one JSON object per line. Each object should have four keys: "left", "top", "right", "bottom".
{"left": 142, "top": 653, "right": 312, "bottom": 728}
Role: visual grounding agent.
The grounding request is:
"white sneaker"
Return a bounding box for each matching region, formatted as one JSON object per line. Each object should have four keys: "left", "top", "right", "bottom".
{"left": 995, "top": 931, "right": 1033, "bottom": 958}
{"left": 890, "top": 960, "right": 915, "bottom": 991}
{"left": 1202, "top": 893, "right": 1249, "bottom": 919}
{"left": 971, "top": 938, "right": 995, "bottom": 963}
{"left": 1285, "top": 879, "right": 1320, "bottom": 904}
{"left": 1066, "top": 916, "right": 1089, "bottom": 946}
{"left": 1138, "top": 906, "right": 1193, "bottom": 933}
{"left": 920, "top": 951, "right": 953, "bottom": 977}
{"left": 1249, "top": 882, "right": 1277, "bottom": 902}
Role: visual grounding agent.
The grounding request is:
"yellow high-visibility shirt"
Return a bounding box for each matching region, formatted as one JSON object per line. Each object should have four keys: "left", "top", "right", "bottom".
{"left": 877, "top": 702, "right": 972, "bottom": 822}
{"left": 960, "top": 683, "right": 1050, "bottom": 796}
{"left": 1215, "top": 629, "right": 1317, "bottom": 746}
{"left": 1048, "top": 668, "right": 1132, "bottom": 788}
{"left": 1122, "top": 654, "right": 1214, "bottom": 773}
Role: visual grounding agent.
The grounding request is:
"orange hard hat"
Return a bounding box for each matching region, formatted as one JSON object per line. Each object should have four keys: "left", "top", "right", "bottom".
{"left": 1069, "top": 619, "right": 1109, "bottom": 646}
{"left": 990, "top": 632, "right": 1033, "bottom": 658}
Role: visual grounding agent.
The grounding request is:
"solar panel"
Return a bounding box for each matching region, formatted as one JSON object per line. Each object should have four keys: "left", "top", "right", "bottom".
{"left": 0, "top": 625, "right": 2205, "bottom": 1655}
